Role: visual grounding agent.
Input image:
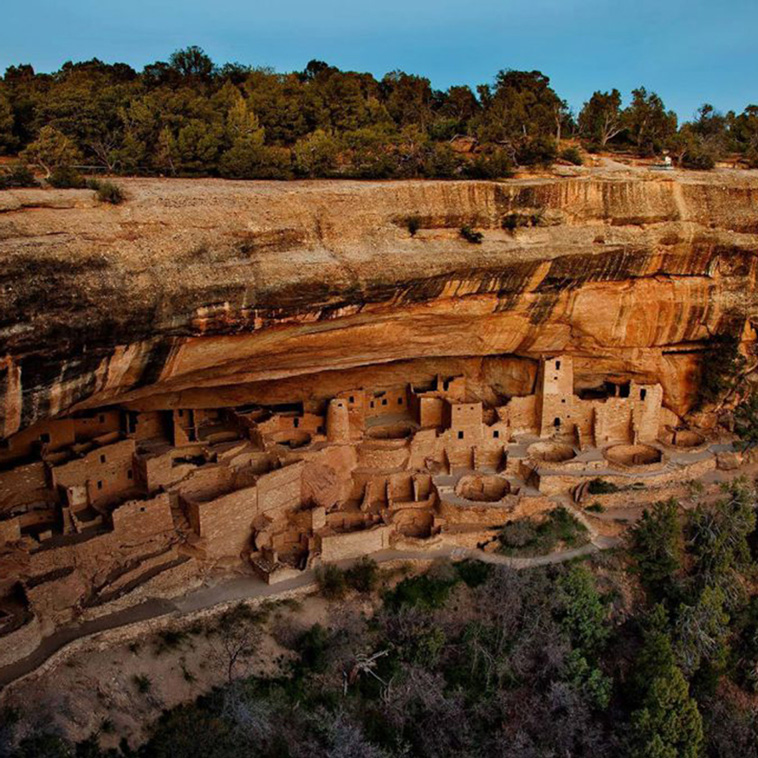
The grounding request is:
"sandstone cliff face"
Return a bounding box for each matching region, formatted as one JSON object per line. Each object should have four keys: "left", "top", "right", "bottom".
{"left": 2, "top": 171, "right": 758, "bottom": 435}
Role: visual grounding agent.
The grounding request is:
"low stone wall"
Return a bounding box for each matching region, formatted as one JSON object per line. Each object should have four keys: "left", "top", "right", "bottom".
{"left": 603, "top": 444, "right": 665, "bottom": 472}
{"left": 0, "top": 578, "right": 319, "bottom": 697}
{"left": 318, "top": 524, "right": 393, "bottom": 562}
{"left": 391, "top": 533, "right": 445, "bottom": 551}
{"left": 527, "top": 441, "right": 577, "bottom": 465}
{"left": 0, "top": 614, "right": 42, "bottom": 668}
{"left": 80, "top": 558, "right": 201, "bottom": 622}
{"left": 539, "top": 456, "right": 717, "bottom": 497}
{"left": 356, "top": 442, "right": 409, "bottom": 470}
{"left": 658, "top": 429, "right": 707, "bottom": 453}
{"left": 438, "top": 497, "right": 518, "bottom": 526}
{"left": 438, "top": 492, "right": 552, "bottom": 525}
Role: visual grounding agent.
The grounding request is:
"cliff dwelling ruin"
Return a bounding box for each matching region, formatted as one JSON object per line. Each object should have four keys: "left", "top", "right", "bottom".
{"left": 1, "top": 173, "right": 757, "bottom": 676}
{"left": 0, "top": 353, "right": 736, "bottom": 668}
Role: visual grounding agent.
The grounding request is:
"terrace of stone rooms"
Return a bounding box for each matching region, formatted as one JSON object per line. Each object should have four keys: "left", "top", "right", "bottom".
{"left": 0, "top": 354, "right": 743, "bottom": 667}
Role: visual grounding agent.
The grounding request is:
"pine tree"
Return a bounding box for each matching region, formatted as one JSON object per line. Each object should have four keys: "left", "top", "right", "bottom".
{"left": 219, "top": 94, "right": 267, "bottom": 178}
{"left": 629, "top": 612, "right": 704, "bottom": 758}
{"left": 630, "top": 499, "right": 684, "bottom": 602}
{"left": 20, "top": 125, "right": 81, "bottom": 177}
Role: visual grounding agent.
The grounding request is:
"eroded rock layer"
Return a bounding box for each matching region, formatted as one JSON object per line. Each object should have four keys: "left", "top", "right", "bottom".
{"left": 2, "top": 172, "right": 758, "bottom": 435}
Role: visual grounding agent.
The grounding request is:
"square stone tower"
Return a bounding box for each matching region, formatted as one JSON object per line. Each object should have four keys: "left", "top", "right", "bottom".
{"left": 539, "top": 355, "right": 574, "bottom": 437}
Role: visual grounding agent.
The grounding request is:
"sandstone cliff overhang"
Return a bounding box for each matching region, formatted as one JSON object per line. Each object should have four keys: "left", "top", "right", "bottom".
{"left": 2, "top": 171, "right": 758, "bottom": 435}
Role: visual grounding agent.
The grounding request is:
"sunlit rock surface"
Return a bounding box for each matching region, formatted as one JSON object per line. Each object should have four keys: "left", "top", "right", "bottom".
{"left": 2, "top": 172, "right": 758, "bottom": 436}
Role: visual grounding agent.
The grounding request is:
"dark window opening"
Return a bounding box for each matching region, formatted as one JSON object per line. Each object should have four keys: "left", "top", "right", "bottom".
{"left": 97, "top": 481, "right": 103, "bottom": 490}
{"left": 293, "top": 418, "right": 299, "bottom": 428}
{"left": 556, "top": 360, "right": 561, "bottom": 370}
{"left": 140, "top": 506, "right": 146, "bottom": 513}
{"left": 493, "top": 430, "right": 500, "bottom": 438}
{"left": 458, "top": 431, "right": 464, "bottom": 440}
{"left": 640, "top": 389, "right": 647, "bottom": 400}
{"left": 178, "top": 410, "right": 184, "bottom": 417}
{"left": 561, "top": 399, "right": 566, "bottom": 403}
{"left": 554, "top": 417, "right": 561, "bottom": 427}
{"left": 619, "top": 383, "right": 631, "bottom": 399}
{"left": 382, "top": 399, "right": 388, "bottom": 406}
{"left": 443, "top": 380, "right": 450, "bottom": 391}
{"left": 317, "top": 426, "right": 324, "bottom": 435}
{"left": 370, "top": 401, "right": 374, "bottom": 409}
{"left": 349, "top": 396, "right": 355, "bottom": 404}
{"left": 40, "top": 432, "right": 51, "bottom": 444}
{"left": 398, "top": 398, "right": 403, "bottom": 405}
{"left": 127, "top": 469, "right": 133, "bottom": 479}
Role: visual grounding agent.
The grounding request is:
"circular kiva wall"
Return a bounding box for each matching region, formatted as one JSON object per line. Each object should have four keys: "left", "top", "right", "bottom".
{"left": 527, "top": 441, "right": 576, "bottom": 464}
{"left": 455, "top": 474, "right": 510, "bottom": 502}
{"left": 272, "top": 430, "right": 312, "bottom": 449}
{"left": 604, "top": 444, "right": 663, "bottom": 468}
{"left": 366, "top": 421, "right": 415, "bottom": 440}
{"left": 659, "top": 428, "right": 706, "bottom": 450}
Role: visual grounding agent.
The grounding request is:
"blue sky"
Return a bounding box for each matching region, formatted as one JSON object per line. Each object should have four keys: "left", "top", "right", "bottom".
{"left": 2, "top": 0, "right": 756, "bottom": 119}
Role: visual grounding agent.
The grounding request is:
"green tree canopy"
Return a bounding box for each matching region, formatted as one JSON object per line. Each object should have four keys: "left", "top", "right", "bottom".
{"left": 623, "top": 87, "right": 678, "bottom": 155}
{"left": 20, "top": 125, "right": 81, "bottom": 176}
{"left": 2, "top": 49, "right": 755, "bottom": 180}
{"left": 629, "top": 612, "right": 704, "bottom": 758}
{"left": 630, "top": 499, "right": 685, "bottom": 603}
{"left": 578, "top": 89, "right": 624, "bottom": 148}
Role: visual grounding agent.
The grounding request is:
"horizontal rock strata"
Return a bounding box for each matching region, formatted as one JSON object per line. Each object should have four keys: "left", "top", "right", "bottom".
{"left": 2, "top": 172, "right": 758, "bottom": 435}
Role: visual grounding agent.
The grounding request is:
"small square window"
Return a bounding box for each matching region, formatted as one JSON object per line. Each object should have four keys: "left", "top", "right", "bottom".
{"left": 40, "top": 432, "right": 51, "bottom": 444}
{"left": 493, "top": 430, "right": 499, "bottom": 439}
{"left": 398, "top": 397, "right": 403, "bottom": 405}
{"left": 382, "top": 399, "right": 388, "bottom": 406}
{"left": 458, "top": 431, "right": 464, "bottom": 440}
{"left": 100, "top": 454, "right": 106, "bottom": 464}
{"left": 97, "top": 481, "right": 103, "bottom": 490}
{"left": 370, "top": 401, "right": 374, "bottom": 409}
{"left": 349, "top": 396, "right": 355, "bottom": 404}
